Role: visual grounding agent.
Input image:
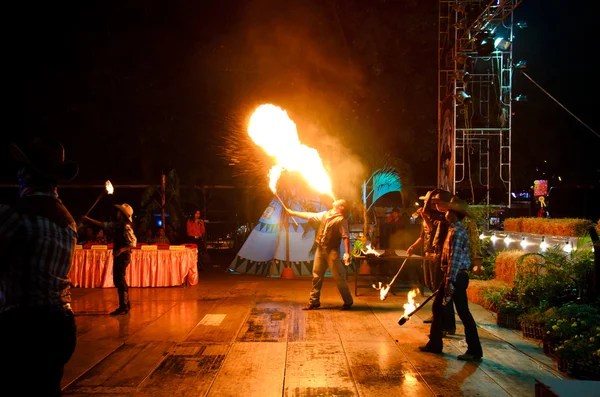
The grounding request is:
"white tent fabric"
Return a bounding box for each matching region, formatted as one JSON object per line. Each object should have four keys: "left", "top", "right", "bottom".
{"left": 229, "top": 196, "right": 329, "bottom": 277}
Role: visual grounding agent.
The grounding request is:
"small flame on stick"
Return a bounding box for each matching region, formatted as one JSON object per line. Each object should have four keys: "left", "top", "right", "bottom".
{"left": 105, "top": 180, "right": 114, "bottom": 195}
{"left": 401, "top": 288, "right": 420, "bottom": 318}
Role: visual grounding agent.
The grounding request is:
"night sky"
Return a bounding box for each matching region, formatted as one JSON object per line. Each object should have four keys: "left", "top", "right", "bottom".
{"left": 8, "top": 0, "right": 599, "bottom": 216}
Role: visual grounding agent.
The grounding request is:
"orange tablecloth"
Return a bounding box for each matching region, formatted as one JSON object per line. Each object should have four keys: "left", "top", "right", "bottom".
{"left": 69, "top": 248, "right": 198, "bottom": 288}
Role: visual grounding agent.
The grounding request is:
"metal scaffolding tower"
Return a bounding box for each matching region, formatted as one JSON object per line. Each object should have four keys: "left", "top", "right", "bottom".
{"left": 438, "top": 0, "right": 523, "bottom": 207}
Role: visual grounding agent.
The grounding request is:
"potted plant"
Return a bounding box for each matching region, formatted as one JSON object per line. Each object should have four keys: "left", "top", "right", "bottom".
{"left": 519, "top": 307, "right": 551, "bottom": 340}
{"left": 544, "top": 303, "right": 600, "bottom": 379}
{"left": 496, "top": 298, "right": 524, "bottom": 330}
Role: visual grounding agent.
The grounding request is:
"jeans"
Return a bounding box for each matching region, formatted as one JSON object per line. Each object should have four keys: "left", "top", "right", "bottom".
{"left": 427, "top": 271, "right": 483, "bottom": 356}
{"left": 309, "top": 246, "right": 353, "bottom": 306}
{"left": 113, "top": 251, "right": 131, "bottom": 292}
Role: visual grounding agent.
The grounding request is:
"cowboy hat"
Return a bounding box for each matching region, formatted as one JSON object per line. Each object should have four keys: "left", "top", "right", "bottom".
{"left": 10, "top": 138, "right": 78, "bottom": 181}
{"left": 114, "top": 203, "right": 134, "bottom": 223}
{"left": 436, "top": 196, "right": 474, "bottom": 218}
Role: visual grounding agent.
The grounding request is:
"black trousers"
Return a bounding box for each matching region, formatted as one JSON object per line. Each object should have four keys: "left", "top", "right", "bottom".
{"left": 113, "top": 251, "right": 131, "bottom": 292}
{"left": 425, "top": 256, "right": 456, "bottom": 332}
{"left": 0, "top": 306, "right": 77, "bottom": 396}
{"left": 427, "top": 271, "right": 483, "bottom": 356}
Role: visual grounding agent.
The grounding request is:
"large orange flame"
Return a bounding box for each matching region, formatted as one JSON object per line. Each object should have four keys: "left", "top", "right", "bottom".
{"left": 248, "top": 104, "right": 333, "bottom": 198}
{"left": 402, "top": 289, "right": 420, "bottom": 317}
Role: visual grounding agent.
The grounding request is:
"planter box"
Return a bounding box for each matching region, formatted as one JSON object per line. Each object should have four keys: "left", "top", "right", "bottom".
{"left": 497, "top": 312, "right": 521, "bottom": 330}
{"left": 521, "top": 322, "right": 545, "bottom": 340}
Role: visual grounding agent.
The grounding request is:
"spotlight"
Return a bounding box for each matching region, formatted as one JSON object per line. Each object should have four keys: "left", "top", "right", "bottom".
{"left": 513, "top": 94, "right": 528, "bottom": 103}
{"left": 515, "top": 60, "right": 527, "bottom": 69}
{"left": 456, "top": 89, "right": 472, "bottom": 105}
{"left": 455, "top": 70, "right": 472, "bottom": 83}
{"left": 504, "top": 235, "right": 512, "bottom": 246}
{"left": 563, "top": 240, "right": 572, "bottom": 253}
{"left": 494, "top": 37, "right": 511, "bottom": 51}
{"left": 455, "top": 53, "right": 474, "bottom": 66}
{"left": 520, "top": 237, "right": 528, "bottom": 249}
{"left": 516, "top": 21, "right": 528, "bottom": 29}
{"left": 474, "top": 30, "right": 495, "bottom": 56}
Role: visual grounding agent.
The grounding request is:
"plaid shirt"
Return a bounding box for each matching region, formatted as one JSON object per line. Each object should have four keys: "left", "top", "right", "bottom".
{"left": 0, "top": 195, "right": 76, "bottom": 313}
{"left": 441, "top": 220, "right": 471, "bottom": 285}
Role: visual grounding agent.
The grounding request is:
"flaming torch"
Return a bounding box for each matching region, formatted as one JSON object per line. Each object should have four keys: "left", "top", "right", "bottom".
{"left": 373, "top": 254, "right": 413, "bottom": 301}
{"left": 398, "top": 288, "right": 439, "bottom": 326}
{"left": 248, "top": 104, "right": 335, "bottom": 226}
{"left": 84, "top": 180, "right": 114, "bottom": 217}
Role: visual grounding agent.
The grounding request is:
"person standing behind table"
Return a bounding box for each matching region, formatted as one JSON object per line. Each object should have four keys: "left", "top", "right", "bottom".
{"left": 419, "top": 197, "right": 483, "bottom": 362}
{"left": 83, "top": 203, "right": 137, "bottom": 315}
{"left": 286, "top": 199, "right": 354, "bottom": 311}
{"left": 186, "top": 209, "right": 205, "bottom": 271}
{"left": 154, "top": 227, "right": 170, "bottom": 244}
{"left": 0, "top": 138, "right": 79, "bottom": 396}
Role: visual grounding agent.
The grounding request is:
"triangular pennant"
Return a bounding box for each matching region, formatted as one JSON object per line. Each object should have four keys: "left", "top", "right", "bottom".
{"left": 259, "top": 222, "right": 267, "bottom": 232}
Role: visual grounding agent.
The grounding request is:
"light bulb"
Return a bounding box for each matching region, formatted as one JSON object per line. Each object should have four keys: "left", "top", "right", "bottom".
{"left": 540, "top": 237, "right": 547, "bottom": 252}
{"left": 520, "top": 237, "right": 528, "bottom": 249}
{"left": 563, "top": 240, "right": 572, "bottom": 253}
{"left": 504, "top": 235, "right": 513, "bottom": 246}
{"left": 490, "top": 234, "right": 498, "bottom": 243}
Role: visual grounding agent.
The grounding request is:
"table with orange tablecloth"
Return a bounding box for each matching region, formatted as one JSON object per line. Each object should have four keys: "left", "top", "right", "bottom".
{"left": 69, "top": 247, "right": 199, "bottom": 288}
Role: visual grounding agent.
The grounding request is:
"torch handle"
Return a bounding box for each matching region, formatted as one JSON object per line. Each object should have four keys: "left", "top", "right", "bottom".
{"left": 406, "top": 288, "right": 440, "bottom": 317}
{"left": 387, "top": 255, "right": 411, "bottom": 288}
{"left": 275, "top": 193, "right": 299, "bottom": 227}
{"left": 84, "top": 193, "right": 105, "bottom": 217}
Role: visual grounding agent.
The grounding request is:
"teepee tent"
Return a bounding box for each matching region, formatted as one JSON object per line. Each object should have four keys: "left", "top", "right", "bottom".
{"left": 228, "top": 195, "right": 328, "bottom": 277}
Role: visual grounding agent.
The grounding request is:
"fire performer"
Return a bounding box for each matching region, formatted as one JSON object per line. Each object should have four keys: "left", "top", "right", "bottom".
{"left": 419, "top": 197, "right": 483, "bottom": 362}
{"left": 84, "top": 204, "right": 137, "bottom": 315}
{"left": 408, "top": 189, "right": 456, "bottom": 335}
{"left": 286, "top": 199, "right": 354, "bottom": 310}
{"left": 0, "top": 138, "right": 79, "bottom": 396}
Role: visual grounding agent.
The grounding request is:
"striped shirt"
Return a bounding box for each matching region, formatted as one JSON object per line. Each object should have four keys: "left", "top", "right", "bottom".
{"left": 0, "top": 195, "right": 76, "bottom": 313}
{"left": 441, "top": 220, "right": 471, "bottom": 285}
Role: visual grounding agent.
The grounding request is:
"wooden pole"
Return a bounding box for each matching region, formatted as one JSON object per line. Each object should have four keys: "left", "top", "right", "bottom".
{"left": 161, "top": 173, "right": 166, "bottom": 228}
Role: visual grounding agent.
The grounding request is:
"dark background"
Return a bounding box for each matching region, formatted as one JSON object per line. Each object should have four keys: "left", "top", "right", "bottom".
{"left": 7, "top": 0, "right": 599, "bottom": 223}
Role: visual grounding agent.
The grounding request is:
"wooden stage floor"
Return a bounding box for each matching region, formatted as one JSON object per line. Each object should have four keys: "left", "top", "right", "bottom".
{"left": 62, "top": 255, "right": 568, "bottom": 396}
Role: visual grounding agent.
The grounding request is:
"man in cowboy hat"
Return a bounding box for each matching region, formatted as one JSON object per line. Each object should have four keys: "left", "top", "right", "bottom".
{"left": 409, "top": 189, "right": 457, "bottom": 335}
{"left": 84, "top": 203, "right": 137, "bottom": 315}
{"left": 0, "top": 138, "right": 79, "bottom": 395}
{"left": 419, "top": 196, "right": 483, "bottom": 362}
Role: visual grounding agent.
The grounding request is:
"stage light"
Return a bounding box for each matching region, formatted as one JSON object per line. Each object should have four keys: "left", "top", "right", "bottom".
{"left": 515, "top": 60, "right": 527, "bottom": 69}
{"left": 455, "top": 18, "right": 469, "bottom": 30}
{"left": 513, "top": 94, "right": 528, "bottom": 103}
{"left": 474, "top": 30, "right": 495, "bottom": 56}
{"left": 455, "top": 70, "right": 472, "bottom": 83}
{"left": 456, "top": 89, "right": 472, "bottom": 105}
{"left": 516, "top": 21, "right": 528, "bottom": 29}
{"left": 455, "top": 53, "right": 474, "bottom": 66}
{"left": 494, "top": 37, "right": 511, "bottom": 51}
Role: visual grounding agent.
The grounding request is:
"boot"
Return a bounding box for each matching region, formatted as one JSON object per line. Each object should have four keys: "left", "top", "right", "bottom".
{"left": 110, "top": 290, "right": 129, "bottom": 315}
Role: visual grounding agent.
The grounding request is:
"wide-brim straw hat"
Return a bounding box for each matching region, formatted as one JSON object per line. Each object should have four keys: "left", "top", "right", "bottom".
{"left": 438, "top": 196, "right": 474, "bottom": 218}
{"left": 10, "top": 138, "right": 78, "bottom": 181}
{"left": 114, "top": 203, "right": 134, "bottom": 223}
